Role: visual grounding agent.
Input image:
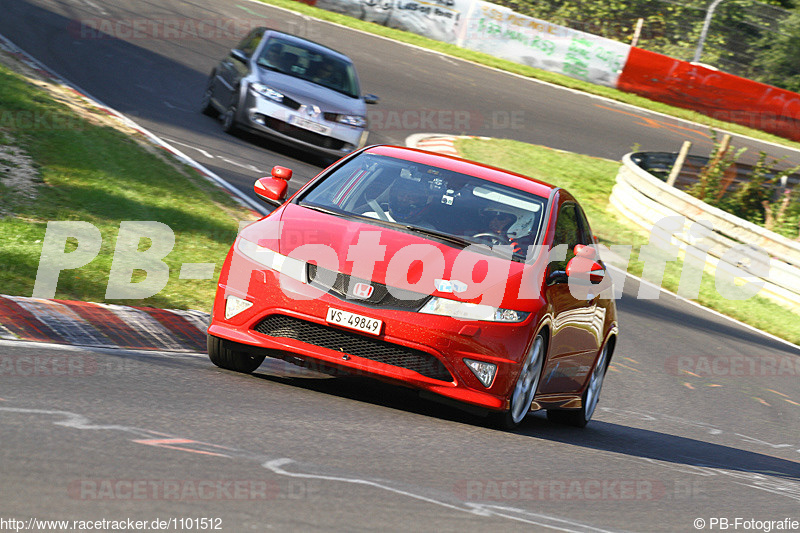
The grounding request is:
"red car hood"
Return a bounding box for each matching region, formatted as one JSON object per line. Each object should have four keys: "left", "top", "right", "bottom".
{"left": 242, "top": 203, "right": 546, "bottom": 311}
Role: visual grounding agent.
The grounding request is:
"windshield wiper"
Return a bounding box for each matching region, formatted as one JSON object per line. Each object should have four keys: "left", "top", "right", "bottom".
{"left": 403, "top": 226, "right": 475, "bottom": 249}
{"left": 257, "top": 61, "right": 285, "bottom": 74}
{"left": 299, "top": 207, "right": 491, "bottom": 250}
{"left": 300, "top": 204, "right": 347, "bottom": 218}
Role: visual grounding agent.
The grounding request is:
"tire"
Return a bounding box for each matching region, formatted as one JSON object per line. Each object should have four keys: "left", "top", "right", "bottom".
{"left": 221, "top": 101, "right": 240, "bottom": 134}
{"left": 207, "top": 334, "right": 265, "bottom": 374}
{"left": 491, "top": 334, "right": 546, "bottom": 430}
{"left": 200, "top": 75, "right": 218, "bottom": 117}
{"left": 547, "top": 342, "right": 610, "bottom": 428}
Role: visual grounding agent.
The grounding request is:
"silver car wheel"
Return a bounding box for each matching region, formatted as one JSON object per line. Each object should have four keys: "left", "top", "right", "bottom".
{"left": 583, "top": 343, "right": 608, "bottom": 421}
{"left": 200, "top": 76, "right": 217, "bottom": 117}
{"left": 510, "top": 334, "right": 544, "bottom": 425}
{"left": 222, "top": 103, "right": 238, "bottom": 133}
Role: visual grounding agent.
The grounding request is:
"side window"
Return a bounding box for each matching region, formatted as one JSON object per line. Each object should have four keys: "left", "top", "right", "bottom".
{"left": 550, "top": 203, "right": 582, "bottom": 271}
{"left": 236, "top": 29, "right": 263, "bottom": 58}
{"left": 574, "top": 204, "right": 594, "bottom": 247}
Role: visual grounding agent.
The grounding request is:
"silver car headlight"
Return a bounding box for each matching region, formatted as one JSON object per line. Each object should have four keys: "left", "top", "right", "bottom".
{"left": 420, "top": 297, "right": 529, "bottom": 322}
{"left": 250, "top": 83, "right": 284, "bottom": 103}
{"left": 335, "top": 114, "right": 367, "bottom": 128}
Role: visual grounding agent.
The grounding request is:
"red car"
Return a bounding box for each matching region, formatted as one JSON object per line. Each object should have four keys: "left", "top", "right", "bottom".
{"left": 207, "top": 145, "right": 618, "bottom": 429}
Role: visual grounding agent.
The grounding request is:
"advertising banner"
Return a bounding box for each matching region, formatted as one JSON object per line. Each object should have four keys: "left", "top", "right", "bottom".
{"left": 309, "top": 0, "right": 628, "bottom": 86}
{"left": 458, "top": 1, "right": 629, "bottom": 87}
{"left": 314, "top": 0, "right": 472, "bottom": 43}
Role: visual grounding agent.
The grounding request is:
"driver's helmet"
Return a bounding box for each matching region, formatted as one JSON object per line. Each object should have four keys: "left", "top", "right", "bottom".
{"left": 388, "top": 177, "right": 429, "bottom": 223}
{"left": 264, "top": 43, "right": 283, "bottom": 65}
{"left": 484, "top": 208, "right": 517, "bottom": 235}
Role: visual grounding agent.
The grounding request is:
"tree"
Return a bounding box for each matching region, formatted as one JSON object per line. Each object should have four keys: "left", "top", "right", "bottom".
{"left": 490, "top": 0, "right": 799, "bottom": 90}
{"left": 752, "top": 9, "right": 800, "bottom": 92}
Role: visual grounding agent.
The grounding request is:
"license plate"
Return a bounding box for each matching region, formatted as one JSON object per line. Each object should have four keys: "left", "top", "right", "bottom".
{"left": 326, "top": 307, "right": 382, "bottom": 336}
{"left": 289, "top": 115, "right": 331, "bottom": 135}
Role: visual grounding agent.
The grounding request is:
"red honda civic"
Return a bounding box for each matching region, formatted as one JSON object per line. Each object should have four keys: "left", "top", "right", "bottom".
{"left": 207, "top": 145, "right": 618, "bottom": 429}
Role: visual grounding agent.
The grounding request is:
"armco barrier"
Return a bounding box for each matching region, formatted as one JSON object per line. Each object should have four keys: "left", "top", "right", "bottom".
{"left": 610, "top": 153, "right": 800, "bottom": 312}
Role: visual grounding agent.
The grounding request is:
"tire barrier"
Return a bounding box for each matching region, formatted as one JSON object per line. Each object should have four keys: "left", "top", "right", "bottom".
{"left": 610, "top": 153, "right": 800, "bottom": 311}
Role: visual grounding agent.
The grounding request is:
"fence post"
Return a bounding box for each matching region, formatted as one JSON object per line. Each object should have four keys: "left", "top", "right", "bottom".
{"left": 667, "top": 141, "right": 692, "bottom": 187}
{"left": 631, "top": 18, "right": 644, "bottom": 47}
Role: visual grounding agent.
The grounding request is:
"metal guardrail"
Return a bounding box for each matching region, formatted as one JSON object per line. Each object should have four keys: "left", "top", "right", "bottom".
{"left": 610, "top": 152, "right": 800, "bottom": 312}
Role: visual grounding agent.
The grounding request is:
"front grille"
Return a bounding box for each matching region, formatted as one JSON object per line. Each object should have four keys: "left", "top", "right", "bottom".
{"left": 307, "top": 264, "right": 430, "bottom": 311}
{"left": 262, "top": 117, "right": 346, "bottom": 150}
{"left": 253, "top": 315, "right": 453, "bottom": 382}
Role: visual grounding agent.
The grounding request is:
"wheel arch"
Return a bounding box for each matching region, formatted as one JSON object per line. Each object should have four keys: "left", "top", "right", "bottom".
{"left": 602, "top": 332, "right": 617, "bottom": 371}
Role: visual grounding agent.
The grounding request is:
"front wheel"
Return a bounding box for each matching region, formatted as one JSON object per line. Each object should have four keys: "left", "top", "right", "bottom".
{"left": 491, "top": 334, "right": 545, "bottom": 430}
{"left": 207, "top": 334, "right": 265, "bottom": 374}
{"left": 200, "top": 75, "right": 218, "bottom": 117}
{"left": 547, "top": 342, "right": 609, "bottom": 427}
{"left": 221, "top": 102, "right": 240, "bottom": 134}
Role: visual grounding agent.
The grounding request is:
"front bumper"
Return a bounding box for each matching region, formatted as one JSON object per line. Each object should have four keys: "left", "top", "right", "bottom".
{"left": 209, "top": 251, "right": 541, "bottom": 412}
{"left": 241, "top": 90, "right": 368, "bottom": 158}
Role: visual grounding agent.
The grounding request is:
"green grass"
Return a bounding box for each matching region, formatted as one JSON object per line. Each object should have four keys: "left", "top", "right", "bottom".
{"left": 456, "top": 137, "right": 800, "bottom": 345}
{"left": 256, "top": 0, "right": 800, "bottom": 152}
{"left": 0, "top": 64, "right": 255, "bottom": 312}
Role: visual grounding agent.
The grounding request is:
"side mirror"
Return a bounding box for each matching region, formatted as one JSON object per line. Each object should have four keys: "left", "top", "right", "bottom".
{"left": 363, "top": 94, "right": 379, "bottom": 105}
{"left": 566, "top": 255, "right": 606, "bottom": 285}
{"left": 230, "top": 49, "right": 248, "bottom": 63}
{"left": 573, "top": 244, "right": 597, "bottom": 259}
{"left": 254, "top": 166, "right": 293, "bottom": 207}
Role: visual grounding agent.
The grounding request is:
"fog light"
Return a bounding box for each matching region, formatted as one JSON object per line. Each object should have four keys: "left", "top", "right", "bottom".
{"left": 464, "top": 358, "right": 497, "bottom": 388}
{"left": 225, "top": 295, "right": 253, "bottom": 319}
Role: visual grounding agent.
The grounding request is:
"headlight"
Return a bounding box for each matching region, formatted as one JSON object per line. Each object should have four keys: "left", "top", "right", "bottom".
{"left": 236, "top": 238, "right": 306, "bottom": 283}
{"left": 419, "top": 297, "right": 529, "bottom": 322}
{"left": 250, "top": 83, "right": 284, "bottom": 103}
{"left": 335, "top": 114, "right": 367, "bottom": 128}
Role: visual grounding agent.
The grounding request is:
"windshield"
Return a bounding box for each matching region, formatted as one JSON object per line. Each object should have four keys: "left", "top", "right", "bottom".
{"left": 298, "top": 154, "right": 548, "bottom": 262}
{"left": 257, "top": 37, "right": 361, "bottom": 98}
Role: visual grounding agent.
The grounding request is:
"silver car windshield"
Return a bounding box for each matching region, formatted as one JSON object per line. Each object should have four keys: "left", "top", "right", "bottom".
{"left": 298, "top": 154, "right": 548, "bottom": 262}
{"left": 257, "top": 38, "right": 360, "bottom": 98}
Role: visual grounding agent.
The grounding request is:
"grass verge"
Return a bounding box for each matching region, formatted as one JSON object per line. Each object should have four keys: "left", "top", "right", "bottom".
{"left": 0, "top": 62, "right": 256, "bottom": 313}
{"left": 456, "top": 136, "right": 800, "bottom": 346}
{"left": 256, "top": 0, "right": 800, "bottom": 152}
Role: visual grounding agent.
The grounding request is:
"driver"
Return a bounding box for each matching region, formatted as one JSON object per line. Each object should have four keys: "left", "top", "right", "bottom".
{"left": 388, "top": 178, "right": 430, "bottom": 223}
{"left": 263, "top": 43, "right": 283, "bottom": 67}
{"left": 363, "top": 174, "right": 432, "bottom": 226}
{"left": 483, "top": 208, "right": 522, "bottom": 254}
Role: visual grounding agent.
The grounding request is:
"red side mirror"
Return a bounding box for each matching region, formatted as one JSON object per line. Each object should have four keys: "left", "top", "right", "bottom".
{"left": 271, "top": 166, "right": 293, "bottom": 181}
{"left": 566, "top": 256, "right": 606, "bottom": 285}
{"left": 253, "top": 166, "right": 293, "bottom": 206}
{"left": 574, "top": 244, "right": 597, "bottom": 259}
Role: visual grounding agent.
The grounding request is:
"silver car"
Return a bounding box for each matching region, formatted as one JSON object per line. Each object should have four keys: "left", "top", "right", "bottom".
{"left": 201, "top": 28, "right": 378, "bottom": 158}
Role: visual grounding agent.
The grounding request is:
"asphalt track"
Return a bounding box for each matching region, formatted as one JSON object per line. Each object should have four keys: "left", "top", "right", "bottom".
{"left": 1, "top": 0, "right": 799, "bottom": 531}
